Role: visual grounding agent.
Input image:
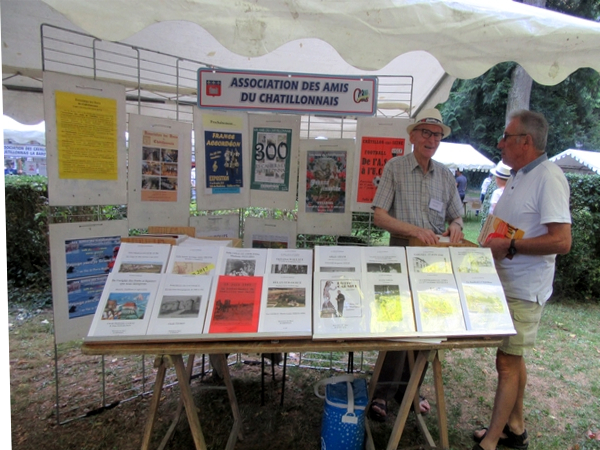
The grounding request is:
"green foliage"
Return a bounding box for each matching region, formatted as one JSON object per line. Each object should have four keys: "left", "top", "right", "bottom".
{"left": 4, "top": 176, "right": 51, "bottom": 287}
{"left": 554, "top": 174, "right": 600, "bottom": 300}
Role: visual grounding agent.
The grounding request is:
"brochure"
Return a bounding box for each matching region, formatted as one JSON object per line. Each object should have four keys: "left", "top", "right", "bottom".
{"left": 449, "top": 247, "right": 515, "bottom": 334}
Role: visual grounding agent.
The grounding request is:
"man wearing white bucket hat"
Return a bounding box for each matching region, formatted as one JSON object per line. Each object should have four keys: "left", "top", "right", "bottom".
{"left": 369, "top": 108, "right": 464, "bottom": 422}
{"left": 489, "top": 161, "right": 512, "bottom": 215}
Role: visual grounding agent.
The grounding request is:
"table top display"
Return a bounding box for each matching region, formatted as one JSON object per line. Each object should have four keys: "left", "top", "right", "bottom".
{"left": 85, "top": 243, "right": 515, "bottom": 343}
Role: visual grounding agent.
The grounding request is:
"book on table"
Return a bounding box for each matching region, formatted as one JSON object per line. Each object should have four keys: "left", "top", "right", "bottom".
{"left": 405, "top": 247, "right": 467, "bottom": 336}
{"left": 449, "top": 247, "right": 515, "bottom": 335}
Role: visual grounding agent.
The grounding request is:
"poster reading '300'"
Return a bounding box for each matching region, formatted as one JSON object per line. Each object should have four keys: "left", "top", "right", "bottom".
{"left": 250, "top": 127, "right": 292, "bottom": 192}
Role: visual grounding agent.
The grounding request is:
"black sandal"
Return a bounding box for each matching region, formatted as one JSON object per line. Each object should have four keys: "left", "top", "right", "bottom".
{"left": 473, "top": 424, "right": 529, "bottom": 449}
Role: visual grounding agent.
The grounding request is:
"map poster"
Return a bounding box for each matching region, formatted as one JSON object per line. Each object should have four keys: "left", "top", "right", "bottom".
{"left": 305, "top": 151, "right": 347, "bottom": 213}
{"left": 140, "top": 130, "right": 179, "bottom": 202}
{"left": 207, "top": 275, "right": 263, "bottom": 333}
{"left": 356, "top": 136, "right": 405, "bottom": 204}
{"left": 204, "top": 130, "right": 243, "bottom": 192}
{"left": 250, "top": 127, "right": 292, "bottom": 191}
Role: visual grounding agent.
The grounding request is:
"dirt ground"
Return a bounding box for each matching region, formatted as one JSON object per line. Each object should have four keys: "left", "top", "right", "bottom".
{"left": 9, "top": 304, "right": 600, "bottom": 450}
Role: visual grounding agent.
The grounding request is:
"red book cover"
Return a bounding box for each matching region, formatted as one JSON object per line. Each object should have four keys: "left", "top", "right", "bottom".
{"left": 208, "top": 275, "right": 263, "bottom": 333}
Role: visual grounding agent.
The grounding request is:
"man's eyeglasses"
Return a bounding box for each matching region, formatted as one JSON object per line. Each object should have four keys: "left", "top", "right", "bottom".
{"left": 415, "top": 128, "right": 444, "bottom": 141}
{"left": 499, "top": 132, "right": 527, "bottom": 142}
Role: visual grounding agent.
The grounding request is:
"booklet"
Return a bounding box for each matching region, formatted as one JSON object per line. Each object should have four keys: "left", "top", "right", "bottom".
{"left": 111, "top": 242, "right": 172, "bottom": 275}
{"left": 145, "top": 274, "right": 213, "bottom": 339}
{"left": 215, "top": 247, "right": 268, "bottom": 277}
{"left": 165, "top": 244, "right": 221, "bottom": 276}
{"left": 478, "top": 213, "right": 525, "bottom": 246}
{"left": 86, "top": 272, "right": 162, "bottom": 341}
{"left": 449, "top": 247, "right": 515, "bottom": 334}
{"left": 314, "top": 245, "right": 362, "bottom": 273}
{"left": 256, "top": 248, "right": 313, "bottom": 338}
{"left": 312, "top": 272, "right": 366, "bottom": 339}
{"left": 203, "top": 275, "right": 264, "bottom": 336}
{"left": 406, "top": 247, "right": 467, "bottom": 336}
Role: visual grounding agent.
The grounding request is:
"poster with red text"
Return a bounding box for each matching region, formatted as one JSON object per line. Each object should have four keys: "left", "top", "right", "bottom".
{"left": 356, "top": 136, "right": 405, "bottom": 205}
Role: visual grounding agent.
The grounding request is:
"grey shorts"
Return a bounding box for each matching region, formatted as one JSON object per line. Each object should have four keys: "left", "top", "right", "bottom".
{"left": 500, "top": 297, "right": 544, "bottom": 356}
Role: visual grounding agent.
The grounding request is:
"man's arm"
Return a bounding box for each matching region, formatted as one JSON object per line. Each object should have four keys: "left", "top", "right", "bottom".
{"left": 373, "top": 207, "right": 441, "bottom": 245}
{"left": 484, "top": 222, "right": 571, "bottom": 260}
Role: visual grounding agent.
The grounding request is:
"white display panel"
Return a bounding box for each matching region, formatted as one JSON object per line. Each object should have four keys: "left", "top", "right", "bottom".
{"left": 43, "top": 71, "right": 127, "bottom": 206}
{"left": 248, "top": 113, "right": 301, "bottom": 209}
{"left": 297, "top": 139, "right": 355, "bottom": 236}
{"left": 127, "top": 114, "right": 192, "bottom": 229}
{"left": 352, "top": 117, "right": 411, "bottom": 212}
{"left": 49, "top": 220, "right": 129, "bottom": 344}
{"left": 242, "top": 218, "right": 297, "bottom": 249}
{"left": 189, "top": 214, "right": 240, "bottom": 239}
{"left": 194, "top": 108, "right": 250, "bottom": 210}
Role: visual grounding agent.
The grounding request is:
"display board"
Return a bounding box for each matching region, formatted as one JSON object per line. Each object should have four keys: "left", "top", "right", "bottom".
{"left": 297, "top": 139, "right": 355, "bottom": 236}
{"left": 194, "top": 108, "right": 250, "bottom": 210}
{"left": 127, "top": 114, "right": 193, "bottom": 229}
{"left": 248, "top": 113, "right": 301, "bottom": 209}
{"left": 43, "top": 71, "right": 127, "bottom": 206}
{"left": 352, "top": 117, "right": 411, "bottom": 212}
{"left": 242, "top": 218, "right": 297, "bottom": 249}
{"left": 49, "top": 220, "right": 129, "bottom": 344}
{"left": 189, "top": 214, "right": 240, "bottom": 239}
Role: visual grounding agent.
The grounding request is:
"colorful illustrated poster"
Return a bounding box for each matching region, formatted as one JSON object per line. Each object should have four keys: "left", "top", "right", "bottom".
{"left": 141, "top": 131, "right": 179, "bottom": 202}
{"left": 305, "top": 151, "right": 347, "bottom": 213}
{"left": 250, "top": 127, "right": 292, "bottom": 192}
{"left": 356, "top": 136, "right": 405, "bottom": 204}
{"left": 55, "top": 91, "right": 118, "bottom": 180}
{"left": 64, "top": 235, "right": 121, "bottom": 319}
{"left": 207, "top": 275, "right": 263, "bottom": 334}
{"left": 65, "top": 236, "right": 122, "bottom": 280}
{"left": 204, "top": 130, "right": 243, "bottom": 192}
{"left": 66, "top": 275, "right": 108, "bottom": 319}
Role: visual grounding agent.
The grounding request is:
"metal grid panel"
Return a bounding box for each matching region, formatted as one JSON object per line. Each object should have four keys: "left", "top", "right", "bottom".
{"left": 40, "top": 24, "right": 411, "bottom": 423}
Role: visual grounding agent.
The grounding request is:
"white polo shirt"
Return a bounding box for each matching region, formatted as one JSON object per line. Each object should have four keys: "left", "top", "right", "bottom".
{"left": 493, "top": 155, "right": 571, "bottom": 303}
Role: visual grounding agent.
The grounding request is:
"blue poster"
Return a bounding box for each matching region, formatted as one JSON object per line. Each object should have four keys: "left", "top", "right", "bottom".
{"left": 204, "top": 130, "right": 243, "bottom": 193}
{"left": 65, "top": 236, "right": 121, "bottom": 279}
{"left": 67, "top": 275, "right": 107, "bottom": 319}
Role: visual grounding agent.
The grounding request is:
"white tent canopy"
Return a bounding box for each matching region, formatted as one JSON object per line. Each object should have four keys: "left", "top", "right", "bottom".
{"left": 433, "top": 142, "right": 495, "bottom": 172}
{"left": 550, "top": 149, "right": 600, "bottom": 175}
{"left": 3, "top": 0, "right": 600, "bottom": 124}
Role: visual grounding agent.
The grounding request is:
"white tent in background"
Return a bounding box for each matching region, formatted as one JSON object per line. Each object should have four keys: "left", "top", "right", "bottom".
{"left": 550, "top": 149, "right": 600, "bottom": 175}
{"left": 433, "top": 142, "right": 495, "bottom": 172}
{"left": 3, "top": 0, "right": 600, "bottom": 123}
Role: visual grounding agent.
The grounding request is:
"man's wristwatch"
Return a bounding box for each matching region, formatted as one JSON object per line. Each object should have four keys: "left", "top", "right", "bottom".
{"left": 508, "top": 239, "right": 517, "bottom": 257}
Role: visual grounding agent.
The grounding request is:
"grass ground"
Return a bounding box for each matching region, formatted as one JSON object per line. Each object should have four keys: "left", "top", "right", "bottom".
{"left": 9, "top": 296, "right": 600, "bottom": 450}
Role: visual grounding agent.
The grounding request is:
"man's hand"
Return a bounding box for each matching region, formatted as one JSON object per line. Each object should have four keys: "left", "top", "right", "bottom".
{"left": 442, "top": 221, "right": 464, "bottom": 243}
{"left": 412, "top": 227, "right": 440, "bottom": 246}
{"left": 483, "top": 237, "right": 511, "bottom": 260}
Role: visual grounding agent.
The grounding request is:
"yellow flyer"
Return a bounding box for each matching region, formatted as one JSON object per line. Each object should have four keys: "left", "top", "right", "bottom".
{"left": 55, "top": 91, "right": 118, "bottom": 180}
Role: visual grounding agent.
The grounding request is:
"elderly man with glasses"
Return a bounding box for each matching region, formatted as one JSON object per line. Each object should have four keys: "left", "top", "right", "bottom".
{"left": 368, "top": 108, "right": 464, "bottom": 422}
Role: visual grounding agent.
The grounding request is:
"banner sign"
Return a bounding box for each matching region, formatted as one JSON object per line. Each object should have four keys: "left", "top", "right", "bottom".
{"left": 198, "top": 69, "right": 377, "bottom": 116}
{"left": 4, "top": 144, "right": 46, "bottom": 158}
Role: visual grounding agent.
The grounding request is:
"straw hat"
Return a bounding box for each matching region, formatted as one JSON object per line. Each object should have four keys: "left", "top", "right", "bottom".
{"left": 406, "top": 108, "right": 451, "bottom": 138}
{"left": 491, "top": 161, "right": 512, "bottom": 179}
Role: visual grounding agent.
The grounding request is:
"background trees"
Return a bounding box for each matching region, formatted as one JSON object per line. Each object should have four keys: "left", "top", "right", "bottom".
{"left": 439, "top": 0, "right": 600, "bottom": 163}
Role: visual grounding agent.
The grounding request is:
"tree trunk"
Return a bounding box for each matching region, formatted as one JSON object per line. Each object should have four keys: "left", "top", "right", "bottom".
{"left": 505, "top": 0, "right": 547, "bottom": 124}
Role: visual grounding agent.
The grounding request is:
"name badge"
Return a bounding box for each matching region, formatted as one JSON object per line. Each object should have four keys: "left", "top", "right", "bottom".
{"left": 429, "top": 198, "right": 443, "bottom": 212}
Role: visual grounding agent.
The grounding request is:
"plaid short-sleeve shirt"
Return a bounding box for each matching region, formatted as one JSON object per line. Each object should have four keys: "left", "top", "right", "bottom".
{"left": 372, "top": 152, "right": 463, "bottom": 234}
